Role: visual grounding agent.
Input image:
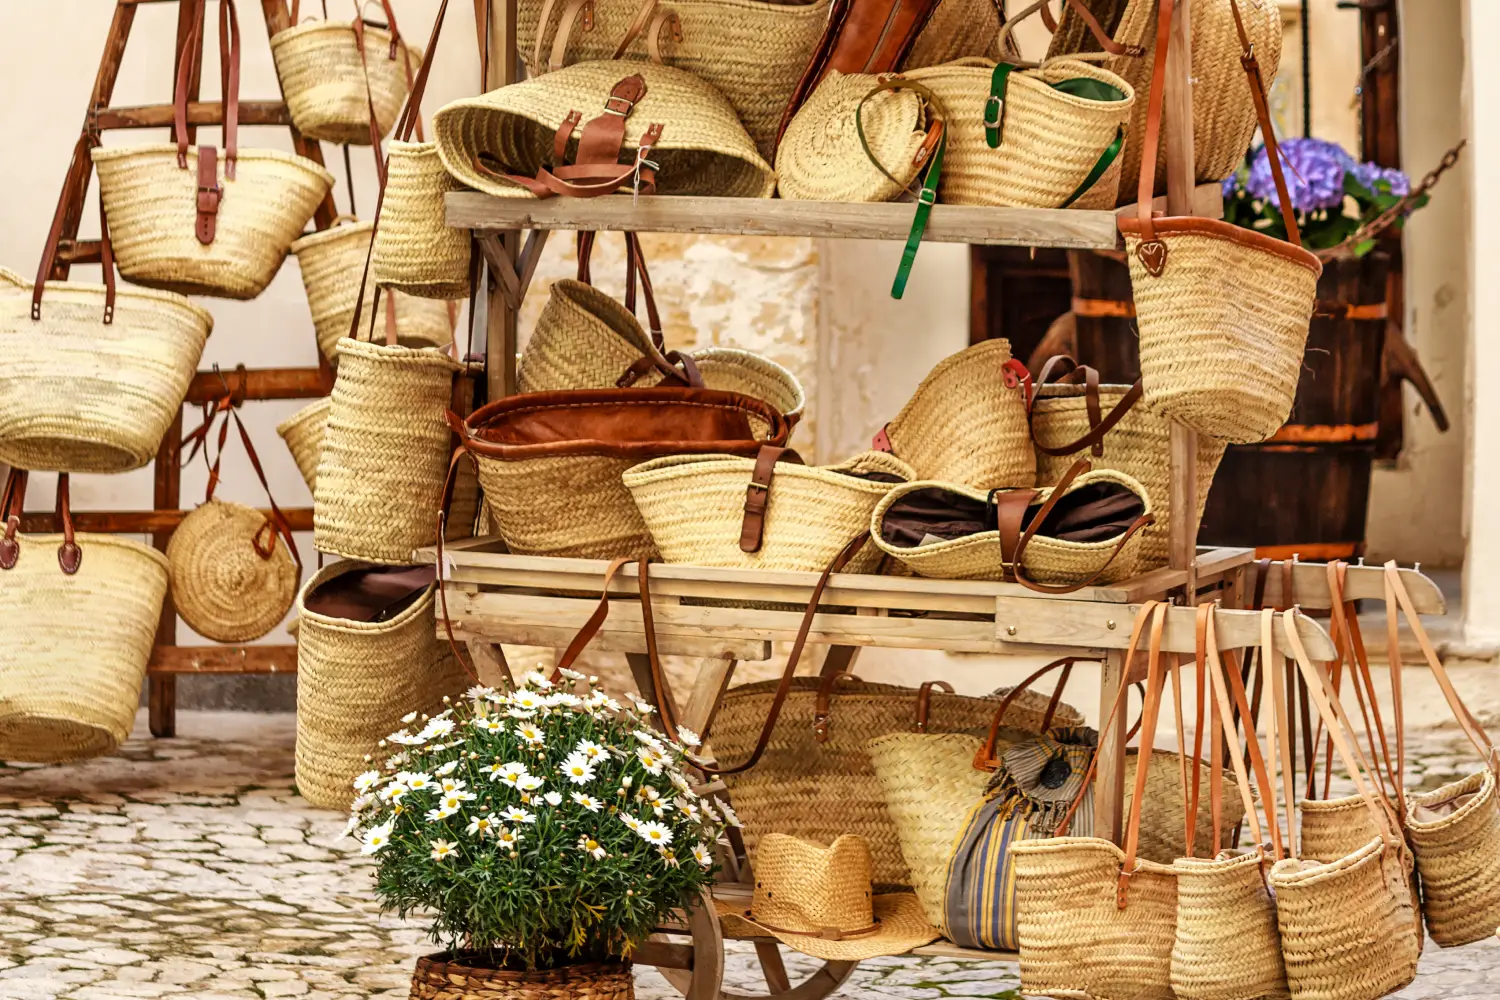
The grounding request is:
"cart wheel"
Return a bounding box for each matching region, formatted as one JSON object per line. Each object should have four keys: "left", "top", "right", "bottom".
{"left": 651, "top": 888, "right": 858, "bottom": 1000}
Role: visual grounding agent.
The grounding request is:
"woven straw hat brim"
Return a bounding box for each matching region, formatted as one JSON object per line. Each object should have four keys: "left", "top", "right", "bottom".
{"left": 433, "top": 62, "right": 775, "bottom": 200}
{"left": 715, "top": 891, "right": 938, "bottom": 960}
{"left": 277, "top": 397, "right": 331, "bottom": 493}
{"left": 0, "top": 268, "right": 212, "bottom": 474}
{"left": 270, "top": 20, "right": 422, "bottom": 144}
{"left": 776, "top": 70, "right": 925, "bottom": 203}
{"left": 167, "top": 499, "right": 299, "bottom": 643}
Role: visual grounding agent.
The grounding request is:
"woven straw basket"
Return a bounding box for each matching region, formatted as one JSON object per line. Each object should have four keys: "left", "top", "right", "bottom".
{"left": 270, "top": 18, "right": 420, "bottom": 145}
{"left": 433, "top": 62, "right": 775, "bottom": 199}
{"left": 168, "top": 500, "right": 299, "bottom": 644}
{"left": 1032, "top": 380, "right": 1226, "bottom": 570}
{"left": 371, "top": 141, "right": 471, "bottom": 300}
{"left": 0, "top": 530, "right": 168, "bottom": 763}
{"left": 776, "top": 71, "right": 928, "bottom": 203}
{"left": 623, "top": 451, "right": 913, "bottom": 573}
{"left": 901, "top": 59, "right": 1134, "bottom": 209}
{"left": 291, "top": 221, "right": 454, "bottom": 361}
{"left": 1171, "top": 851, "right": 1287, "bottom": 1000}
{"left": 277, "top": 397, "right": 330, "bottom": 493}
{"left": 715, "top": 676, "right": 1081, "bottom": 887}
{"left": 0, "top": 267, "right": 211, "bottom": 474}
{"left": 871, "top": 471, "right": 1150, "bottom": 586}
{"left": 410, "top": 954, "right": 633, "bottom": 1000}
{"left": 92, "top": 145, "right": 333, "bottom": 300}
{"left": 1408, "top": 770, "right": 1500, "bottom": 947}
{"left": 517, "top": 0, "right": 829, "bottom": 155}
{"left": 906, "top": 0, "right": 1004, "bottom": 68}
{"left": 883, "top": 339, "right": 1034, "bottom": 488}
{"left": 294, "top": 562, "right": 469, "bottom": 810}
{"left": 1048, "top": 0, "right": 1281, "bottom": 203}
{"left": 313, "top": 339, "right": 461, "bottom": 563}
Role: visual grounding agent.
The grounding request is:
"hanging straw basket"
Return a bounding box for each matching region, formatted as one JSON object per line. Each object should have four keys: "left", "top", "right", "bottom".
{"left": 277, "top": 397, "right": 331, "bottom": 493}
{"left": 270, "top": 15, "right": 422, "bottom": 145}
{"left": 168, "top": 500, "right": 299, "bottom": 644}
{"left": 0, "top": 267, "right": 211, "bottom": 474}
{"left": 313, "top": 338, "right": 461, "bottom": 564}
{"left": 291, "top": 220, "right": 455, "bottom": 361}
{"left": 776, "top": 71, "right": 928, "bottom": 203}
{"left": 371, "top": 141, "right": 472, "bottom": 300}
{"left": 623, "top": 451, "right": 913, "bottom": 573}
{"left": 900, "top": 59, "right": 1134, "bottom": 209}
{"left": 433, "top": 62, "right": 775, "bottom": 199}
{"left": 294, "top": 562, "right": 470, "bottom": 810}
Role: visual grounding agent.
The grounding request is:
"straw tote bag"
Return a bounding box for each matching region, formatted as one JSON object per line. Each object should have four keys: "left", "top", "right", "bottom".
{"left": 271, "top": 0, "right": 421, "bottom": 144}
{"left": 1047, "top": 0, "right": 1280, "bottom": 204}
{"left": 0, "top": 472, "right": 169, "bottom": 763}
{"left": 517, "top": 0, "right": 831, "bottom": 155}
{"left": 278, "top": 397, "right": 330, "bottom": 493}
{"left": 1030, "top": 357, "right": 1226, "bottom": 569}
{"left": 624, "top": 447, "right": 913, "bottom": 573}
{"left": 168, "top": 401, "right": 302, "bottom": 644}
{"left": 93, "top": 0, "right": 333, "bottom": 300}
{"left": 294, "top": 562, "right": 470, "bottom": 809}
{"left": 1271, "top": 609, "right": 1421, "bottom": 1000}
{"left": 0, "top": 154, "right": 211, "bottom": 475}
{"left": 1119, "top": 0, "right": 1320, "bottom": 444}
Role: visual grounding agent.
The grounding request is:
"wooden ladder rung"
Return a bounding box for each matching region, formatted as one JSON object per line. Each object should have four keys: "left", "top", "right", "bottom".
{"left": 149, "top": 645, "right": 298, "bottom": 675}
{"left": 19, "top": 508, "right": 314, "bottom": 535}
{"left": 93, "top": 100, "right": 294, "bottom": 130}
{"left": 186, "top": 367, "right": 328, "bottom": 403}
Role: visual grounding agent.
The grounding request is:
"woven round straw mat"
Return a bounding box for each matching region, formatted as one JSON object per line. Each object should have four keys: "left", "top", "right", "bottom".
{"left": 433, "top": 61, "right": 774, "bottom": 200}
{"left": 168, "top": 499, "right": 299, "bottom": 643}
{"left": 777, "top": 70, "right": 926, "bottom": 203}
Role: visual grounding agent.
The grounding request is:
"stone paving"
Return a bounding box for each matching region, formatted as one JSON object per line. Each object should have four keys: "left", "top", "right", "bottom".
{"left": 2, "top": 711, "right": 1499, "bottom": 1000}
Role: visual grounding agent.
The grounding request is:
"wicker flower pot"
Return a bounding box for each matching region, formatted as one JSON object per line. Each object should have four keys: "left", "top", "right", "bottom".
{"left": 409, "top": 954, "right": 633, "bottom": 1000}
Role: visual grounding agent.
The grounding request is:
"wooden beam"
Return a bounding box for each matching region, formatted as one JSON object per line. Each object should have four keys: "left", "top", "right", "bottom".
{"left": 1093, "top": 647, "right": 1128, "bottom": 842}
{"left": 447, "top": 622, "right": 771, "bottom": 661}
{"left": 186, "top": 367, "right": 329, "bottom": 404}
{"left": 149, "top": 645, "right": 298, "bottom": 675}
{"left": 92, "top": 100, "right": 293, "bottom": 129}
{"left": 1258, "top": 560, "right": 1445, "bottom": 614}
{"left": 19, "top": 507, "right": 313, "bottom": 534}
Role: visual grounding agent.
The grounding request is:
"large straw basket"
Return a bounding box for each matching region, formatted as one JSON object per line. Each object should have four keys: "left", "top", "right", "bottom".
{"left": 1048, "top": 0, "right": 1281, "bottom": 203}
{"left": 168, "top": 500, "right": 299, "bottom": 644}
{"left": 313, "top": 339, "right": 461, "bottom": 563}
{"left": 0, "top": 267, "right": 211, "bottom": 474}
{"left": 294, "top": 562, "right": 469, "bottom": 810}
{"left": 776, "top": 71, "right": 928, "bottom": 203}
{"left": 623, "top": 451, "right": 913, "bottom": 573}
{"left": 371, "top": 141, "right": 471, "bottom": 300}
{"left": 410, "top": 954, "right": 633, "bottom": 1000}
{"left": 517, "top": 0, "right": 830, "bottom": 155}
{"left": 715, "top": 676, "right": 1081, "bottom": 887}
{"left": 1407, "top": 770, "right": 1500, "bottom": 947}
{"left": 1032, "top": 379, "right": 1226, "bottom": 569}
{"left": 901, "top": 59, "right": 1134, "bottom": 209}
{"left": 270, "top": 17, "right": 421, "bottom": 145}
{"left": 433, "top": 62, "right": 775, "bottom": 199}
{"left": 906, "top": 0, "right": 1003, "bottom": 68}
{"left": 882, "top": 339, "right": 1034, "bottom": 488}
{"left": 291, "top": 221, "right": 454, "bottom": 361}
{"left": 278, "top": 397, "right": 331, "bottom": 493}
{"left": 92, "top": 145, "right": 333, "bottom": 300}
{"left": 1171, "top": 852, "right": 1287, "bottom": 1000}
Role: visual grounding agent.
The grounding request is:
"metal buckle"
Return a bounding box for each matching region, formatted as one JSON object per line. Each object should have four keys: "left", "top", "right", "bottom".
{"left": 604, "top": 95, "right": 635, "bottom": 116}
{"left": 983, "top": 95, "right": 1002, "bottom": 130}
{"left": 917, "top": 187, "right": 937, "bottom": 206}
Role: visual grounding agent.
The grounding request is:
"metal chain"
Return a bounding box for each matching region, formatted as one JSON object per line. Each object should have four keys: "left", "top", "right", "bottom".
{"left": 1316, "top": 139, "right": 1465, "bottom": 260}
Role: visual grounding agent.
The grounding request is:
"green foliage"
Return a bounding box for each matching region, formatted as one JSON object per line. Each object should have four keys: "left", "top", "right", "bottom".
{"left": 343, "top": 671, "right": 730, "bottom": 970}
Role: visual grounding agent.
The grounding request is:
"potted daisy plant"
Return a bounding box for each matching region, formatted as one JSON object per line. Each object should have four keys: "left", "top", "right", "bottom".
{"left": 344, "top": 670, "right": 732, "bottom": 1000}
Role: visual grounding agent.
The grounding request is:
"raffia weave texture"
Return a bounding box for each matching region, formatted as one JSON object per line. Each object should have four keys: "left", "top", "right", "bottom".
{"left": 476, "top": 451, "right": 656, "bottom": 560}
{"left": 371, "top": 141, "right": 471, "bottom": 300}
{"left": 1407, "top": 769, "right": 1500, "bottom": 947}
{"left": 0, "top": 534, "right": 168, "bottom": 763}
{"left": 1298, "top": 794, "right": 1383, "bottom": 865}
{"left": 168, "top": 500, "right": 298, "bottom": 644}
{"left": 277, "top": 397, "right": 330, "bottom": 493}
{"left": 0, "top": 268, "right": 211, "bottom": 474}
{"left": 776, "top": 71, "right": 926, "bottom": 203}
{"left": 902, "top": 59, "right": 1133, "bottom": 209}
{"left": 905, "top": 0, "right": 1003, "bottom": 68}
{"left": 313, "top": 339, "right": 460, "bottom": 563}
{"left": 1171, "top": 852, "right": 1288, "bottom": 1000}
{"left": 294, "top": 562, "right": 468, "bottom": 810}
{"left": 92, "top": 145, "right": 333, "bottom": 300}
{"left": 409, "top": 954, "right": 633, "bottom": 1000}
{"left": 270, "top": 20, "right": 420, "bottom": 144}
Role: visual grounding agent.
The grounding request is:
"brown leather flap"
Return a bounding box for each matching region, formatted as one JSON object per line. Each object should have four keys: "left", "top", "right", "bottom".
{"left": 461, "top": 388, "right": 790, "bottom": 460}
{"left": 879, "top": 481, "right": 1145, "bottom": 551}
{"left": 305, "top": 565, "right": 435, "bottom": 624}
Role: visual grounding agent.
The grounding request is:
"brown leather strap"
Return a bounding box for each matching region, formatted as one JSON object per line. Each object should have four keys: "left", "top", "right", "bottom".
{"left": 812, "top": 669, "right": 861, "bottom": 743}
{"left": 1227, "top": 0, "right": 1300, "bottom": 247}
{"left": 745, "top": 915, "right": 881, "bottom": 941}
{"left": 613, "top": 0, "right": 659, "bottom": 58}
{"left": 998, "top": 0, "right": 1143, "bottom": 65}
{"left": 739, "top": 445, "right": 805, "bottom": 553}
{"left": 1006, "top": 458, "right": 1156, "bottom": 595}
{"left": 351, "top": 14, "right": 392, "bottom": 186}
{"left": 1116, "top": 602, "right": 1170, "bottom": 907}
{"left": 972, "top": 656, "right": 1087, "bottom": 770}
{"left": 356, "top": 0, "right": 404, "bottom": 59}
{"left": 1029, "top": 358, "right": 1144, "bottom": 459}
{"left": 1130, "top": 0, "right": 1175, "bottom": 245}
{"left": 548, "top": 0, "right": 596, "bottom": 72}
{"left": 55, "top": 473, "right": 80, "bottom": 575}
{"left": 33, "top": 134, "right": 116, "bottom": 324}
{"left": 912, "top": 680, "right": 954, "bottom": 733}
{"left": 434, "top": 448, "right": 484, "bottom": 686}
{"left": 0, "top": 468, "right": 29, "bottom": 571}
{"left": 196, "top": 145, "right": 221, "bottom": 245}
{"left": 219, "top": 0, "right": 240, "bottom": 175}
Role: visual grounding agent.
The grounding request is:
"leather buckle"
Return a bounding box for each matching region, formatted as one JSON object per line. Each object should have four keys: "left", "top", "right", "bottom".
{"left": 917, "top": 188, "right": 936, "bottom": 206}
{"left": 197, "top": 185, "right": 221, "bottom": 213}
{"left": 983, "top": 95, "right": 1003, "bottom": 130}
{"left": 604, "top": 95, "right": 636, "bottom": 116}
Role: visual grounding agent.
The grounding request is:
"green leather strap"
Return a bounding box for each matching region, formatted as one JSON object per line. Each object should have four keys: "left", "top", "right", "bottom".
{"left": 1060, "top": 125, "right": 1124, "bottom": 208}
{"left": 986, "top": 64, "right": 1127, "bottom": 206}
{"left": 892, "top": 132, "right": 944, "bottom": 299}
{"left": 984, "top": 64, "right": 1018, "bottom": 148}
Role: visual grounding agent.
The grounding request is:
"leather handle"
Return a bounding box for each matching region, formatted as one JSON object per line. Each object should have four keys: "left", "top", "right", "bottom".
{"left": 813, "top": 670, "right": 863, "bottom": 743}
{"left": 972, "top": 656, "right": 1086, "bottom": 771}
{"left": 738, "top": 445, "right": 805, "bottom": 554}
{"left": 55, "top": 473, "right": 81, "bottom": 575}
{"left": 913, "top": 679, "right": 954, "bottom": 733}
{"left": 33, "top": 134, "right": 116, "bottom": 324}
{"left": 1116, "top": 602, "right": 1171, "bottom": 907}
{"left": 0, "top": 468, "right": 30, "bottom": 571}
{"left": 997, "top": 0, "right": 1143, "bottom": 66}
{"left": 1028, "top": 357, "right": 1144, "bottom": 458}
{"left": 354, "top": 0, "right": 404, "bottom": 58}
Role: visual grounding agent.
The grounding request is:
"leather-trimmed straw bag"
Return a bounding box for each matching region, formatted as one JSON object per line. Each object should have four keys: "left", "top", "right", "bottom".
{"left": 277, "top": 397, "right": 330, "bottom": 493}
{"left": 0, "top": 152, "right": 211, "bottom": 474}
{"left": 0, "top": 471, "right": 169, "bottom": 763}
{"left": 93, "top": 0, "right": 333, "bottom": 300}
{"left": 1119, "top": 0, "right": 1320, "bottom": 444}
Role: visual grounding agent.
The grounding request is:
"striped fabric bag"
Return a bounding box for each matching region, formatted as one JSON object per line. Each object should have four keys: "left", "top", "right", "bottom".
{"left": 942, "top": 728, "right": 1097, "bottom": 950}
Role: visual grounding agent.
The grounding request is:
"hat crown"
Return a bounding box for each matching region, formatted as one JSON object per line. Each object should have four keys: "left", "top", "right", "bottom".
{"left": 750, "top": 834, "right": 876, "bottom": 934}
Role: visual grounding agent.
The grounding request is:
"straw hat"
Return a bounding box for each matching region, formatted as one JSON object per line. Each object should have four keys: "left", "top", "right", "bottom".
{"left": 432, "top": 61, "right": 775, "bottom": 200}
{"left": 717, "top": 834, "right": 939, "bottom": 960}
{"left": 776, "top": 71, "right": 928, "bottom": 203}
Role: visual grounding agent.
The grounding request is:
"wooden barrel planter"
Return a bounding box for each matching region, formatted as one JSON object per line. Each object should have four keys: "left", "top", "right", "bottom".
{"left": 1066, "top": 250, "right": 1392, "bottom": 560}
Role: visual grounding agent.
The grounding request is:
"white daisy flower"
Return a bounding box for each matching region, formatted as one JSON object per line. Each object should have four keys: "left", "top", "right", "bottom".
{"left": 502, "top": 806, "right": 536, "bottom": 825}
{"left": 440, "top": 777, "right": 468, "bottom": 794}
{"left": 350, "top": 793, "right": 376, "bottom": 814}
{"left": 380, "top": 783, "right": 409, "bottom": 803}
{"left": 418, "top": 718, "right": 456, "bottom": 741}
{"left": 621, "top": 775, "right": 634, "bottom": 789}
{"left": 619, "top": 814, "right": 644, "bottom": 832}
{"left": 385, "top": 752, "right": 411, "bottom": 768}
{"left": 675, "top": 797, "right": 700, "bottom": 821}
{"left": 658, "top": 846, "right": 680, "bottom": 868}
{"left": 424, "top": 807, "right": 447, "bottom": 822}
{"left": 515, "top": 722, "right": 545, "bottom": 745}
{"left": 338, "top": 814, "right": 361, "bottom": 841}
{"left": 438, "top": 793, "right": 470, "bottom": 813}
{"left": 634, "top": 730, "right": 666, "bottom": 751}
{"left": 637, "top": 786, "right": 671, "bottom": 817}
{"left": 353, "top": 770, "right": 382, "bottom": 793}
{"left": 467, "top": 815, "right": 498, "bottom": 838}
{"left": 572, "top": 792, "right": 602, "bottom": 813}
{"left": 397, "top": 771, "right": 434, "bottom": 792}
{"left": 698, "top": 799, "right": 720, "bottom": 824}
{"left": 429, "top": 838, "right": 458, "bottom": 861}
{"left": 559, "top": 668, "right": 585, "bottom": 681}
{"left": 577, "top": 835, "right": 607, "bottom": 860}
{"left": 543, "top": 791, "right": 563, "bottom": 807}
{"left": 510, "top": 692, "right": 545, "bottom": 714}
{"left": 435, "top": 760, "right": 459, "bottom": 777}
{"left": 508, "top": 708, "right": 537, "bottom": 720}
{"left": 496, "top": 826, "right": 523, "bottom": 848}
{"left": 692, "top": 842, "right": 712, "bottom": 867}
{"left": 638, "top": 821, "right": 673, "bottom": 846}
{"left": 361, "top": 822, "right": 394, "bottom": 855}
{"left": 546, "top": 692, "right": 582, "bottom": 709}
{"left": 484, "top": 690, "right": 507, "bottom": 704}
{"left": 634, "top": 700, "right": 656, "bottom": 716}
{"left": 574, "top": 740, "right": 606, "bottom": 761}
{"left": 519, "top": 671, "right": 554, "bottom": 690}
{"left": 668, "top": 771, "right": 693, "bottom": 795}
{"left": 493, "top": 762, "right": 528, "bottom": 786}
{"left": 466, "top": 685, "right": 495, "bottom": 701}
{"left": 636, "top": 747, "right": 665, "bottom": 775}
{"left": 401, "top": 711, "right": 419, "bottom": 725}
{"left": 473, "top": 716, "right": 505, "bottom": 734}
{"left": 517, "top": 775, "right": 545, "bottom": 792}
{"left": 561, "top": 753, "right": 597, "bottom": 785}
{"left": 388, "top": 729, "right": 426, "bottom": 746}
{"left": 673, "top": 726, "right": 702, "bottom": 749}
{"left": 717, "top": 799, "right": 742, "bottom": 828}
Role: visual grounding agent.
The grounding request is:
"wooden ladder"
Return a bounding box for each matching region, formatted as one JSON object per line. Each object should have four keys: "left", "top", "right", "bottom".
{"left": 24, "top": 0, "right": 340, "bottom": 738}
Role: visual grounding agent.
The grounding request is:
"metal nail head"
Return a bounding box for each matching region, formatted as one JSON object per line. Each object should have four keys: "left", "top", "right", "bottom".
{"left": 1106, "top": 620, "right": 1117, "bottom": 630}
{"left": 1006, "top": 625, "right": 1017, "bottom": 636}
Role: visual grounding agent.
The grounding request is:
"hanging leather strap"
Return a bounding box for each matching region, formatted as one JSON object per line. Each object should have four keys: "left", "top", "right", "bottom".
{"left": 173, "top": 0, "right": 241, "bottom": 244}
{"left": 738, "top": 444, "right": 805, "bottom": 553}
{"left": 33, "top": 133, "right": 116, "bottom": 324}
{"left": 972, "top": 656, "right": 1090, "bottom": 770}
{"left": 1116, "top": 602, "right": 1171, "bottom": 907}
{"left": 0, "top": 470, "right": 81, "bottom": 575}
{"left": 912, "top": 679, "right": 955, "bottom": 733}
{"left": 997, "top": 0, "right": 1144, "bottom": 66}
{"left": 574, "top": 231, "right": 703, "bottom": 388}
{"left": 811, "top": 670, "right": 862, "bottom": 742}
{"left": 1028, "top": 357, "right": 1144, "bottom": 459}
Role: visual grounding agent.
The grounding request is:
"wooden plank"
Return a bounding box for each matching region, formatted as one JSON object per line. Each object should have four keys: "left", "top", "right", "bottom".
{"left": 1093, "top": 647, "right": 1128, "bottom": 843}
{"left": 908, "top": 941, "right": 1019, "bottom": 962}
{"left": 1258, "top": 561, "right": 1445, "bottom": 614}
{"left": 1169, "top": 423, "right": 1200, "bottom": 590}
{"left": 446, "top": 622, "right": 771, "bottom": 661}
{"left": 447, "top": 193, "right": 1123, "bottom": 250}
{"left": 681, "top": 659, "right": 736, "bottom": 738}
{"left": 484, "top": 0, "right": 521, "bottom": 403}
{"left": 994, "top": 600, "right": 1338, "bottom": 660}
{"left": 186, "top": 367, "right": 328, "bottom": 404}
{"left": 1116, "top": 182, "right": 1224, "bottom": 222}
{"left": 1122, "top": 546, "right": 1253, "bottom": 599}
{"left": 19, "top": 507, "right": 314, "bottom": 534}
{"left": 632, "top": 940, "right": 694, "bottom": 971}
{"left": 92, "top": 100, "right": 292, "bottom": 129}
{"left": 149, "top": 645, "right": 297, "bottom": 675}
{"left": 466, "top": 641, "right": 512, "bottom": 688}
{"left": 149, "top": 408, "right": 183, "bottom": 739}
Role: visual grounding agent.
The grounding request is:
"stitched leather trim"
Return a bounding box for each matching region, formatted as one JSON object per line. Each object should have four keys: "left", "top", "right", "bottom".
{"left": 1118, "top": 216, "right": 1323, "bottom": 276}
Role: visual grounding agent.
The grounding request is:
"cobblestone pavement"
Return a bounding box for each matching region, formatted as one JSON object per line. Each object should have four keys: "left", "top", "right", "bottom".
{"left": 3, "top": 712, "right": 1499, "bottom": 1000}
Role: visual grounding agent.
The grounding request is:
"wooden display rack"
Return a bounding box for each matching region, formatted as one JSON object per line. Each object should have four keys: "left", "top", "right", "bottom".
{"left": 420, "top": 1, "right": 1454, "bottom": 996}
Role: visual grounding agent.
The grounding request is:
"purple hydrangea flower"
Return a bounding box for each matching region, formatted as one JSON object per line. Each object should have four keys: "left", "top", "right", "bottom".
{"left": 1246, "top": 137, "right": 1353, "bottom": 213}
{"left": 1349, "top": 161, "right": 1411, "bottom": 197}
